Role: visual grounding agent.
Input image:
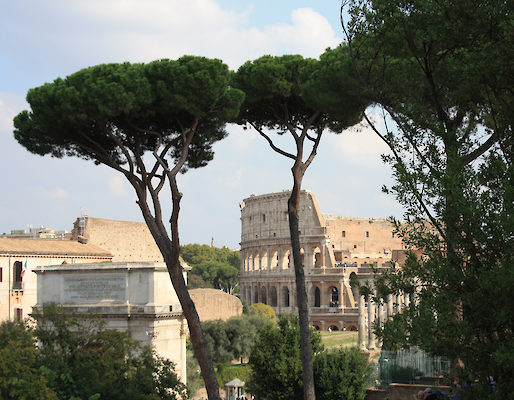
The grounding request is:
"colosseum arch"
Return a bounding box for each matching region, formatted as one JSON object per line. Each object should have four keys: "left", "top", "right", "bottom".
{"left": 270, "top": 286, "right": 278, "bottom": 307}
{"left": 260, "top": 286, "right": 267, "bottom": 304}
{"left": 281, "top": 286, "right": 290, "bottom": 307}
{"left": 313, "top": 246, "right": 322, "bottom": 267}
{"left": 253, "top": 286, "right": 259, "bottom": 303}
{"left": 349, "top": 271, "right": 359, "bottom": 301}
{"left": 329, "top": 286, "right": 339, "bottom": 306}
{"left": 310, "top": 286, "right": 321, "bottom": 307}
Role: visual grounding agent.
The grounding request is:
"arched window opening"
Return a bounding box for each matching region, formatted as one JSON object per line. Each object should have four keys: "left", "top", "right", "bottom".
{"left": 330, "top": 287, "right": 339, "bottom": 307}
{"left": 282, "top": 287, "right": 290, "bottom": 307}
{"left": 314, "top": 287, "right": 321, "bottom": 307}
{"left": 270, "top": 287, "right": 277, "bottom": 307}
{"left": 260, "top": 287, "right": 267, "bottom": 305}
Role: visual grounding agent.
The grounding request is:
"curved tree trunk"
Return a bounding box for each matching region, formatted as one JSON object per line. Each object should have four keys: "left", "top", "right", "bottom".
{"left": 136, "top": 179, "right": 221, "bottom": 400}
{"left": 288, "top": 164, "right": 316, "bottom": 400}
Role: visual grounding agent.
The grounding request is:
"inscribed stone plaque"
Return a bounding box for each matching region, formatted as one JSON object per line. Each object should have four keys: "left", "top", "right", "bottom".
{"left": 64, "top": 274, "right": 126, "bottom": 303}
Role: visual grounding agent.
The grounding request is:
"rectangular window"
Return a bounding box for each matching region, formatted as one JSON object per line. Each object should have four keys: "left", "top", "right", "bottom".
{"left": 391, "top": 232, "right": 394, "bottom": 238}
{"left": 365, "top": 231, "right": 369, "bottom": 238}
{"left": 0, "top": 267, "right": 2, "bottom": 282}
{"left": 262, "top": 214, "right": 266, "bottom": 222}
{"left": 342, "top": 230, "right": 346, "bottom": 238}
{"left": 15, "top": 308, "right": 23, "bottom": 321}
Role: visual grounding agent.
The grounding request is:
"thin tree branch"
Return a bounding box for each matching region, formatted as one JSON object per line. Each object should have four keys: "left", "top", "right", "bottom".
{"left": 249, "top": 122, "right": 296, "bottom": 160}
{"left": 303, "top": 130, "right": 323, "bottom": 171}
{"left": 364, "top": 113, "right": 446, "bottom": 240}
{"left": 103, "top": 124, "right": 135, "bottom": 175}
{"left": 462, "top": 130, "right": 497, "bottom": 164}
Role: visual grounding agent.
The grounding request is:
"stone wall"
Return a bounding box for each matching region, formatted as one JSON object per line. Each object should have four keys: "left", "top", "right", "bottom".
{"left": 189, "top": 288, "right": 242, "bottom": 321}
{"left": 71, "top": 217, "right": 164, "bottom": 262}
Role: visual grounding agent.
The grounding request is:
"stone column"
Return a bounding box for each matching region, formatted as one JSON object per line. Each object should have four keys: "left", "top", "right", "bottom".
{"left": 387, "top": 294, "right": 394, "bottom": 318}
{"left": 304, "top": 246, "right": 313, "bottom": 270}
{"left": 358, "top": 294, "right": 366, "bottom": 350}
{"left": 396, "top": 293, "right": 402, "bottom": 314}
{"left": 377, "top": 298, "right": 383, "bottom": 327}
{"left": 306, "top": 282, "right": 312, "bottom": 308}
{"left": 367, "top": 294, "right": 376, "bottom": 350}
{"left": 277, "top": 248, "right": 283, "bottom": 270}
{"left": 339, "top": 281, "right": 345, "bottom": 308}
{"left": 404, "top": 292, "right": 410, "bottom": 308}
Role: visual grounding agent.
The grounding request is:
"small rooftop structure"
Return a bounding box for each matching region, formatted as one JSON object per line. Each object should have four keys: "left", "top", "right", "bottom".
{"left": 224, "top": 378, "right": 245, "bottom": 400}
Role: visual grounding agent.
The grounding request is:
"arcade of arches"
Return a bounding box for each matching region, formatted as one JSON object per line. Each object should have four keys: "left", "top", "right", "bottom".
{"left": 239, "top": 190, "right": 406, "bottom": 331}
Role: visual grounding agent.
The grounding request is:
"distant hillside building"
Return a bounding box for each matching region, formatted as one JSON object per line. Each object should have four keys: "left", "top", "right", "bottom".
{"left": 3, "top": 226, "right": 70, "bottom": 239}
{"left": 239, "top": 190, "right": 405, "bottom": 331}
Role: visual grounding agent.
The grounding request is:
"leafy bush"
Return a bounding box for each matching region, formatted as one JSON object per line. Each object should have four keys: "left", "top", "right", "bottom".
{"left": 314, "top": 347, "right": 371, "bottom": 400}
{"left": 246, "top": 315, "right": 323, "bottom": 400}
{"left": 0, "top": 320, "right": 57, "bottom": 400}
{"left": 380, "top": 363, "right": 422, "bottom": 384}
{"left": 40, "top": 306, "right": 188, "bottom": 399}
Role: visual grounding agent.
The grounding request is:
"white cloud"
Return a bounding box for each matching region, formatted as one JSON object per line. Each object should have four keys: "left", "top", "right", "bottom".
{"left": 108, "top": 175, "right": 129, "bottom": 197}
{"left": 32, "top": 186, "right": 71, "bottom": 200}
{"left": 2, "top": 1, "right": 341, "bottom": 73}
{"left": 0, "top": 93, "right": 26, "bottom": 132}
{"left": 332, "top": 117, "right": 390, "bottom": 165}
{"left": 50, "top": 188, "right": 70, "bottom": 199}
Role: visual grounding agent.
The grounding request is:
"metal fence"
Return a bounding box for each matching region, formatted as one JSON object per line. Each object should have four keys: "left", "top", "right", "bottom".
{"left": 377, "top": 347, "right": 451, "bottom": 385}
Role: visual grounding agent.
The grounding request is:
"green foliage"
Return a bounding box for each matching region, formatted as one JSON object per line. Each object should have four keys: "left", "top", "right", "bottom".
{"left": 35, "top": 305, "right": 188, "bottom": 400}
{"left": 347, "top": 0, "right": 513, "bottom": 393}
{"left": 233, "top": 51, "right": 366, "bottom": 135}
{"left": 193, "top": 261, "right": 239, "bottom": 294}
{"left": 181, "top": 244, "right": 240, "bottom": 293}
{"left": 313, "top": 348, "right": 371, "bottom": 400}
{"left": 201, "top": 320, "right": 234, "bottom": 364}
{"left": 186, "top": 351, "right": 204, "bottom": 396}
{"left": 14, "top": 56, "right": 244, "bottom": 170}
{"left": 214, "top": 363, "right": 252, "bottom": 387}
{"left": 0, "top": 320, "right": 58, "bottom": 400}
{"left": 246, "top": 315, "right": 323, "bottom": 400}
{"left": 249, "top": 303, "right": 276, "bottom": 322}
{"left": 379, "top": 363, "right": 422, "bottom": 385}
{"left": 181, "top": 244, "right": 240, "bottom": 268}
{"left": 201, "top": 314, "right": 271, "bottom": 365}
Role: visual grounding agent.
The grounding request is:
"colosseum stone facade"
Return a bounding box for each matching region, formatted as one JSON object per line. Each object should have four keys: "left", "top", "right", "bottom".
{"left": 239, "top": 190, "right": 405, "bottom": 331}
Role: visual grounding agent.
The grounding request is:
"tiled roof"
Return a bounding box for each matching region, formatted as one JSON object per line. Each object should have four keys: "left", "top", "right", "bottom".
{"left": 0, "top": 238, "right": 112, "bottom": 257}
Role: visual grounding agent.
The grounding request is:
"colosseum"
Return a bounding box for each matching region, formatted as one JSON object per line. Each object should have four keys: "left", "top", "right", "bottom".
{"left": 239, "top": 190, "right": 405, "bottom": 331}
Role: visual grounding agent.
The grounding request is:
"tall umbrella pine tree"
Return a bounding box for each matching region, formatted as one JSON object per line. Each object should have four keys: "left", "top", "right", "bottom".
{"left": 342, "top": 0, "right": 514, "bottom": 391}
{"left": 233, "top": 48, "right": 368, "bottom": 400}
{"left": 13, "top": 57, "right": 244, "bottom": 400}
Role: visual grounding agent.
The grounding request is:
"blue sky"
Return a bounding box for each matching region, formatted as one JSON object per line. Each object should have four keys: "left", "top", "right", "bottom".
{"left": 0, "top": 0, "right": 402, "bottom": 249}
